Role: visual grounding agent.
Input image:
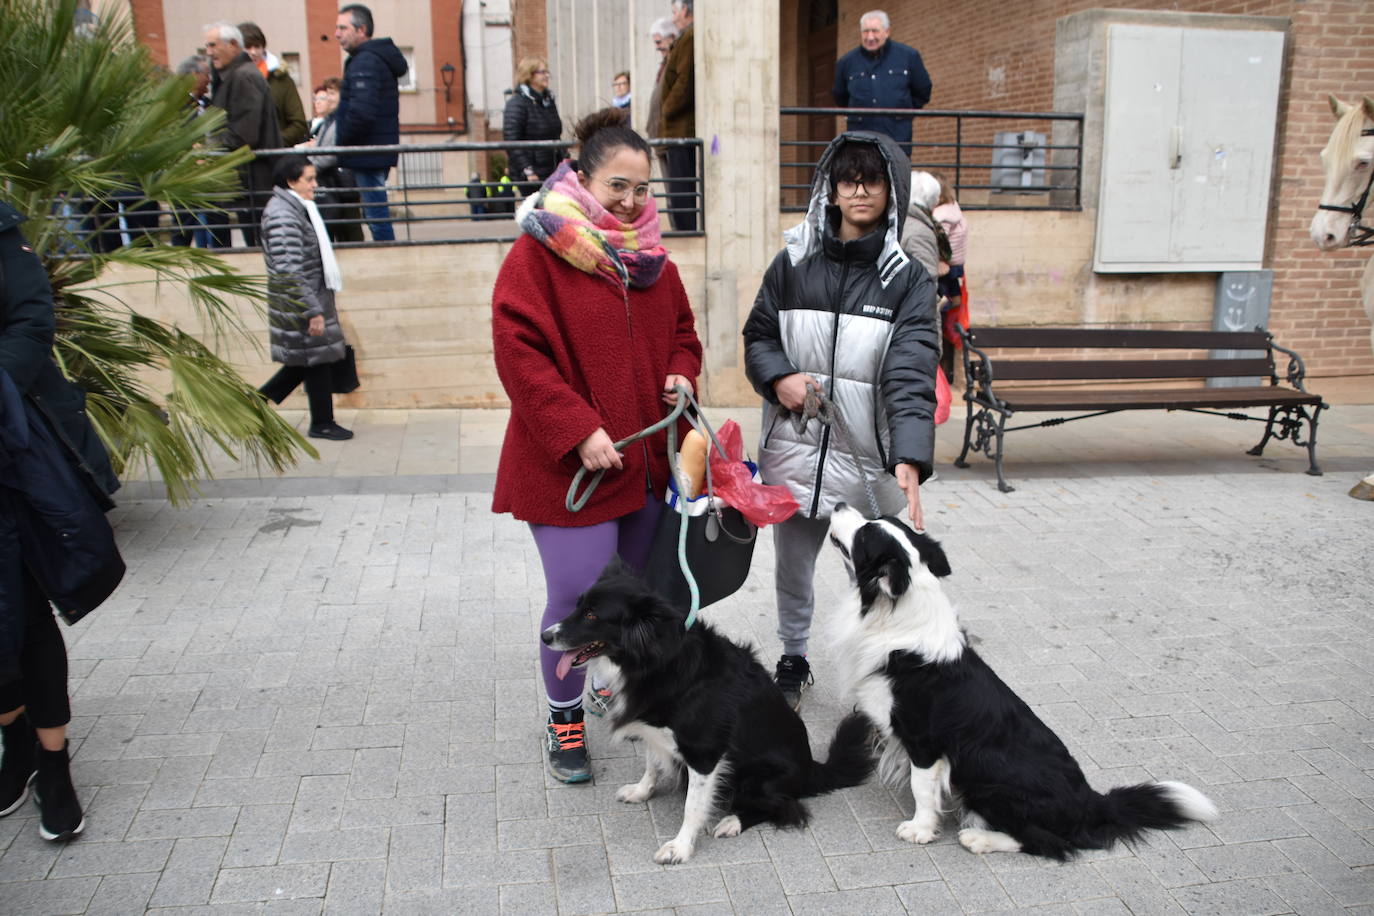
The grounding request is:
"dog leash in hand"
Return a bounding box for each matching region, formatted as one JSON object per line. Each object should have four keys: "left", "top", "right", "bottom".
{"left": 796, "top": 386, "right": 884, "bottom": 520}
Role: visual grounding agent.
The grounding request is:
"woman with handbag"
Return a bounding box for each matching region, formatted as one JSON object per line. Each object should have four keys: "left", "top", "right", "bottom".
{"left": 0, "top": 203, "right": 125, "bottom": 842}
{"left": 491, "top": 108, "right": 702, "bottom": 783}
{"left": 257, "top": 155, "right": 354, "bottom": 441}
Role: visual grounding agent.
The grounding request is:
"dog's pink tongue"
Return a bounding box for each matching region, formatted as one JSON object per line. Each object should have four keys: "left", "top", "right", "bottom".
{"left": 555, "top": 650, "right": 578, "bottom": 681}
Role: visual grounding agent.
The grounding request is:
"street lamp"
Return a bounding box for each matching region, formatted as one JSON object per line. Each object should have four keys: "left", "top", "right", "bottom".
{"left": 440, "top": 62, "right": 455, "bottom": 104}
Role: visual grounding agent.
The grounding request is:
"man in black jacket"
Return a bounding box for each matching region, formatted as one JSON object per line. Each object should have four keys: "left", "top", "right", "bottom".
{"left": 832, "top": 10, "right": 932, "bottom": 156}
{"left": 334, "top": 4, "right": 408, "bottom": 242}
{"left": 203, "top": 21, "right": 284, "bottom": 247}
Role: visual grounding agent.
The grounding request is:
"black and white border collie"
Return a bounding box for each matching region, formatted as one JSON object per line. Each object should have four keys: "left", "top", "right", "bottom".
{"left": 825, "top": 504, "right": 1219, "bottom": 860}
{"left": 541, "top": 559, "right": 875, "bottom": 865}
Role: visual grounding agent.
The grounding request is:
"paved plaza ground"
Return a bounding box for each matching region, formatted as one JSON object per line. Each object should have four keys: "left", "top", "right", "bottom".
{"left": 1, "top": 392, "right": 1372, "bottom": 914}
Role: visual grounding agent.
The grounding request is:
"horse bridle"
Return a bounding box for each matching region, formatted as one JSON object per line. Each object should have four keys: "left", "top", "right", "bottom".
{"left": 1317, "top": 127, "right": 1374, "bottom": 247}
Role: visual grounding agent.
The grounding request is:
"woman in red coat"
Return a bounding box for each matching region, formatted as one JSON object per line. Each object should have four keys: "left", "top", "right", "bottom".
{"left": 491, "top": 108, "right": 702, "bottom": 783}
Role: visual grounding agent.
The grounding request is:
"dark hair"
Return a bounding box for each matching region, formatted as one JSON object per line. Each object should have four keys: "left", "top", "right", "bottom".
{"left": 237, "top": 21, "right": 266, "bottom": 49}
{"left": 273, "top": 155, "right": 312, "bottom": 188}
{"left": 339, "top": 4, "right": 374, "bottom": 37}
{"left": 574, "top": 107, "right": 650, "bottom": 176}
{"left": 827, "top": 140, "right": 887, "bottom": 197}
{"left": 322, "top": 76, "right": 342, "bottom": 92}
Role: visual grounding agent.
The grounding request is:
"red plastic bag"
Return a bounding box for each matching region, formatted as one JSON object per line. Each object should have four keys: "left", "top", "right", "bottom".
{"left": 706, "top": 420, "right": 798, "bottom": 527}
{"left": 935, "top": 367, "right": 951, "bottom": 426}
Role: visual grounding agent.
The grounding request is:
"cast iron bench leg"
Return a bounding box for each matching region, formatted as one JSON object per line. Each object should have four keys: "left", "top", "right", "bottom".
{"left": 1305, "top": 404, "right": 1323, "bottom": 476}
{"left": 992, "top": 411, "right": 1014, "bottom": 493}
{"left": 1246, "top": 405, "right": 1280, "bottom": 458}
{"left": 954, "top": 401, "right": 977, "bottom": 468}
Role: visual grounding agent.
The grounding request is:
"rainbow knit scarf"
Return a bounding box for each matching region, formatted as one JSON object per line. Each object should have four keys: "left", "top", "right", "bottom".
{"left": 517, "top": 161, "right": 668, "bottom": 289}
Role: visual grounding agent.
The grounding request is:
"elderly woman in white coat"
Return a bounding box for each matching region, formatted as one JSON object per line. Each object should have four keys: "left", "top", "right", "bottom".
{"left": 257, "top": 155, "right": 353, "bottom": 440}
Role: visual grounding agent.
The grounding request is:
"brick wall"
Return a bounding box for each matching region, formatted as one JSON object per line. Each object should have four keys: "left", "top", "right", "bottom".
{"left": 512, "top": 0, "right": 549, "bottom": 76}
{"left": 823, "top": 1, "right": 1374, "bottom": 377}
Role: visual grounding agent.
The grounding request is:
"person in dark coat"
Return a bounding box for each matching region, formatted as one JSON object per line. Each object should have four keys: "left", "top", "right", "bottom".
{"left": 203, "top": 21, "right": 284, "bottom": 247}
{"left": 491, "top": 110, "right": 701, "bottom": 783}
{"left": 239, "top": 22, "right": 310, "bottom": 147}
{"left": 257, "top": 156, "right": 353, "bottom": 441}
{"left": 658, "top": 1, "right": 697, "bottom": 231}
{"left": 333, "top": 4, "right": 408, "bottom": 242}
{"left": 503, "top": 57, "right": 568, "bottom": 197}
{"left": 0, "top": 203, "right": 124, "bottom": 844}
{"left": 742, "top": 131, "right": 939, "bottom": 711}
{"left": 832, "top": 10, "right": 933, "bottom": 156}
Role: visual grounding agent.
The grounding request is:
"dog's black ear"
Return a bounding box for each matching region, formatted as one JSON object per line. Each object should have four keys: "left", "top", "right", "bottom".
{"left": 599, "top": 554, "right": 641, "bottom": 582}
{"left": 908, "top": 531, "right": 952, "bottom": 578}
{"left": 855, "top": 526, "right": 914, "bottom": 605}
{"left": 622, "top": 591, "right": 683, "bottom": 662}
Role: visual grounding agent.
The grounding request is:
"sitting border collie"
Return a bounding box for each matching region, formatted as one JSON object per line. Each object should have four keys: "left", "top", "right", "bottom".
{"left": 825, "top": 504, "right": 1219, "bottom": 859}
{"left": 541, "top": 559, "right": 874, "bottom": 865}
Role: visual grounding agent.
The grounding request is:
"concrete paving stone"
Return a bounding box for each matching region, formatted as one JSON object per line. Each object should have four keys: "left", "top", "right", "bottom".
{"left": 786, "top": 884, "right": 908, "bottom": 915}
{"left": 204, "top": 728, "right": 272, "bottom": 780}
{"left": 760, "top": 827, "right": 837, "bottom": 896}
{"left": 50, "top": 838, "right": 173, "bottom": 878}
{"left": 441, "top": 846, "right": 551, "bottom": 888}
{"left": 126, "top": 805, "right": 241, "bottom": 840}
{"left": 497, "top": 814, "right": 603, "bottom": 850}
{"left": 288, "top": 774, "right": 350, "bottom": 834}
{"left": 824, "top": 846, "right": 940, "bottom": 890}
{"left": 394, "top": 765, "right": 495, "bottom": 797}
{"left": 552, "top": 843, "right": 616, "bottom": 914}
{"left": 148, "top": 836, "right": 230, "bottom": 908}
{"left": 344, "top": 746, "right": 401, "bottom": 800}
{"left": 254, "top": 750, "right": 356, "bottom": 780}
{"left": 600, "top": 809, "right": 664, "bottom": 878}
{"left": 996, "top": 861, "right": 1115, "bottom": 907}
{"left": 1274, "top": 836, "right": 1374, "bottom": 906}
{"left": 381, "top": 884, "right": 499, "bottom": 915}
{"left": 1204, "top": 807, "right": 1308, "bottom": 845}
{"left": 895, "top": 877, "right": 966, "bottom": 914}
{"left": 210, "top": 863, "right": 330, "bottom": 904}
{"left": 322, "top": 859, "right": 386, "bottom": 915}
{"left": 1264, "top": 872, "right": 1350, "bottom": 916}
{"left": 76, "top": 782, "right": 150, "bottom": 843}
{"left": 222, "top": 804, "right": 292, "bottom": 869}
{"left": 1185, "top": 841, "right": 1304, "bottom": 881}
{"left": 386, "top": 823, "right": 444, "bottom": 893}
{"left": 926, "top": 844, "right": 1016, "bottom": 911}
{"left": 495, "top": 762, "right": 548, "bottom": 821}
{"left": 0, "top": 876, "right": 100, "bottom": 915}
{"left": 611, "top": 866, "right": 729, "bottom": 910}
{"left": 86, "top": 871, "right": 160, "bottom": 915}
{"left": 497, "top": 881, "right": 557, "bottom": 916}
{"left": 1167, "top": 877, "right": 1290, "bottom": 916}
{"left": 277, "top": 827, "right": 390, "bottom": 865}
{"left": 195, "top": 776, "right": 300, "bottom": 808}
{"left": 1090, "top": 859, "right": 1187, "bottom": 916}
{"left": 266, "top": 706, "right": 324, "bottom": 753}
{"left": 0, "top": 828, "right": 64, "bottom": 881}
{"left": 338, "top": 795, "right": 445, "bottom": 829}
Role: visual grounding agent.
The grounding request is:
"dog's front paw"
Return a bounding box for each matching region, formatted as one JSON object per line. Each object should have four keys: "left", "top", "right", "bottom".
{"left": 713, "top": 815, "right": 742, "bottom": 838}
{"left": 896, "top": 818, "right": 938, "bottom": 844}
{"left": 616, "top": 783, "right": 653, "bottom": 804}
{"left": 653, "top": 839, "right": 694, "bottom": 864}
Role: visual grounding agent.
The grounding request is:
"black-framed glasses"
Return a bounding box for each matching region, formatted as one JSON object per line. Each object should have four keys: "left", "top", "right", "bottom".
{"left": 835, "top": 178, "right": 887, "bottom": 199}
{"left": 597, "top": 177, "right": 651, "bottom": 201}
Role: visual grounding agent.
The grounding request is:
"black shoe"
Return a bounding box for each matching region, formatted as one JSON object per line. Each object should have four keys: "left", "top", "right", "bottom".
{"left": 545, "top": 708, "right": 591, "bottom": 784}
{"left": 308, "top": 423, "right": 354, "bottom": 441}
{"left": 774, "top": 654, "right": 814, "bottom": 712}
{"left": 0, "top": 718, "right": 37, "bottom": 817}
{"left": 32, "top": 741, "right": 84, "bottom": 841}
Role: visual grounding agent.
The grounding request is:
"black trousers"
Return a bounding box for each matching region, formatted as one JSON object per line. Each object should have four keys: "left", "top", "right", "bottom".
{"left": 260, "top": 363, "right": 335, "bottom": 427}
{"left": 0, "top": 569, "right": 71, "bottom": 729}
{"left": 663, "top": 146, "right": 699, "bottom": 232}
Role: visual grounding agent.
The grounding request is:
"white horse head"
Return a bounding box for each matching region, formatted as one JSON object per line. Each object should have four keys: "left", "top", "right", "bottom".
{"left": 1310, "top": 96, "right": 1374, "bottom": 250}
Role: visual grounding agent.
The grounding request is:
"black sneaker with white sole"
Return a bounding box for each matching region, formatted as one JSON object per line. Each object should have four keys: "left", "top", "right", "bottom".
{"left": 774, "top": 654, "right": 814, "bottom": 712}
{"left": 33, "top": 741, "right": 84, "bottom": 842}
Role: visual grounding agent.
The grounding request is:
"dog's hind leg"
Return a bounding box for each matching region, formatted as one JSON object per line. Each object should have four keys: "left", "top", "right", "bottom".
{"left": 655, "top": 762, "right": 725, "bottom": 865}
{"left": 896, "top": 757, "right": 948, "bottom": 845}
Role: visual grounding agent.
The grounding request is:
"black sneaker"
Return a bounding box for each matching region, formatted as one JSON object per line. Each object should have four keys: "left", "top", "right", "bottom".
{"left": 33, "top": 741, "right": 84, "bottom": 841}
{"left": 0, "top": 718, "right": 37, "bottom": 817}
{"left": 545, "top": 708, "right": 591, "bottom": 784}
{"left": 774, "top": 654, "right": 814, "bottom": 712}
{"left": 308, "top": 423, "right": 354, "bottom": 441}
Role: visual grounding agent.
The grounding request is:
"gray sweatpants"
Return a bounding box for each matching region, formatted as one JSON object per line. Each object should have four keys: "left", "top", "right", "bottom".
{"left": 773, "top": 513, "right": 835, "bottom": 656}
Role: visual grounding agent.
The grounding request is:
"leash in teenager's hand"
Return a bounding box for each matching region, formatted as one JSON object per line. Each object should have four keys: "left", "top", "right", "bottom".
{"left": 793, "top": 384, "right": 884, "bottom": 520}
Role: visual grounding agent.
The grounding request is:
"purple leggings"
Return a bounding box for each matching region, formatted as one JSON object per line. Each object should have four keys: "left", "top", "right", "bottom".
{"left": 530, "top": 493, "right": 662, "bottom": 704}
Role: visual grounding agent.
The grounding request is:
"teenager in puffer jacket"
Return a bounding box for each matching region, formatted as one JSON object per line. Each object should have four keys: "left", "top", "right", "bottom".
{"left": 742, "top": 131, "right": 940, "bottom": 712}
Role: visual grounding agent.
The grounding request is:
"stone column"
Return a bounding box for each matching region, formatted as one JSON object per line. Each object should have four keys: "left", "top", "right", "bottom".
{"left": 695, "top": 0, "right": 780, "bottom": 404}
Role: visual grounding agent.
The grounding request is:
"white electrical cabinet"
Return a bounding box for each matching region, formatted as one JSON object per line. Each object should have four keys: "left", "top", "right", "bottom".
{"left": 1094, "top": 24, "right": 1284, "bottom": 273}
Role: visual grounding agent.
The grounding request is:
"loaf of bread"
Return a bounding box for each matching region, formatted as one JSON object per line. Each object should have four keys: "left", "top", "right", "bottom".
{"left": 677, "top": 429, "right": 709, "bottom": 498}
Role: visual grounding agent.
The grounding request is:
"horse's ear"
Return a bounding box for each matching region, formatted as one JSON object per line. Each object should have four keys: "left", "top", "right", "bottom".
{"left": 1331, "top": 95, "right": 1351, "bottom": 119}
{"left": 1362, "top": 96, "right": 1374, "bottom": 123}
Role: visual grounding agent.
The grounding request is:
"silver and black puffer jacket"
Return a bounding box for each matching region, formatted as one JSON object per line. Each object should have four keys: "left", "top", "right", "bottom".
{"left": 261, "top": 188, "right": 346, "bottom": 367}
{"left": 743, "top": 131, "right": 939, "bottom": 520}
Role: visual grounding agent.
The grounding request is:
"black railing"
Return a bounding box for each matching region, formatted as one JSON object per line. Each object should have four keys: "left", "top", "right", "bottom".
{"left": 47, "top": 138, "right": 705, "bottom": 252}
{"left": 780, "top": 107, "right": 1084, "bottom": 213}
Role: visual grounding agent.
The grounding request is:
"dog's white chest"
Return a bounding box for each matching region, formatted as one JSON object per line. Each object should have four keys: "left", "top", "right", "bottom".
{"left": 853, "top": 673, "right": 896, "bottom": 736}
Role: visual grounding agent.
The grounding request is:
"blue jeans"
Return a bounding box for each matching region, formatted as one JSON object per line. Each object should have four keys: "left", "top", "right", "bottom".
{"left": 353, "top": 168, "right": 394, "bottom": 241}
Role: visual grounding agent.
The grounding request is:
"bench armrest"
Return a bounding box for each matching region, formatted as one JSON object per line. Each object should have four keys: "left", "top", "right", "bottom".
{"left": 1266, "top": 331, "right": 1309, "bottom": 393}
{"left": 956, "top": 323, "right": 1000, "bottom": 405}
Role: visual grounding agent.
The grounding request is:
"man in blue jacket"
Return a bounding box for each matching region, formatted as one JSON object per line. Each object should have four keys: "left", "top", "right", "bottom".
{"left": 334, "top": 4, "right": 408, "bottom": 241}
{"left": 832, "top": 10, "right": 932, "bottom": 157}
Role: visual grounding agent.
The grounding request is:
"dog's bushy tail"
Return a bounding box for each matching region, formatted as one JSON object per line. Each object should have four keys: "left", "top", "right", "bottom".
{"left": 806, "top": 711, "right": 877, "bottom": 796}
{"left": 1074, "top": 780, "right": 1219, "bottom": 852}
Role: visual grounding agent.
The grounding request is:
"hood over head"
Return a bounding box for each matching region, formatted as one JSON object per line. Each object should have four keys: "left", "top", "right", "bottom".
{"left": 783, "top": 131, "right": 911, "bottom": 288}
{"left": 355, "top": 37, "right": 409, "bottom": 79}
